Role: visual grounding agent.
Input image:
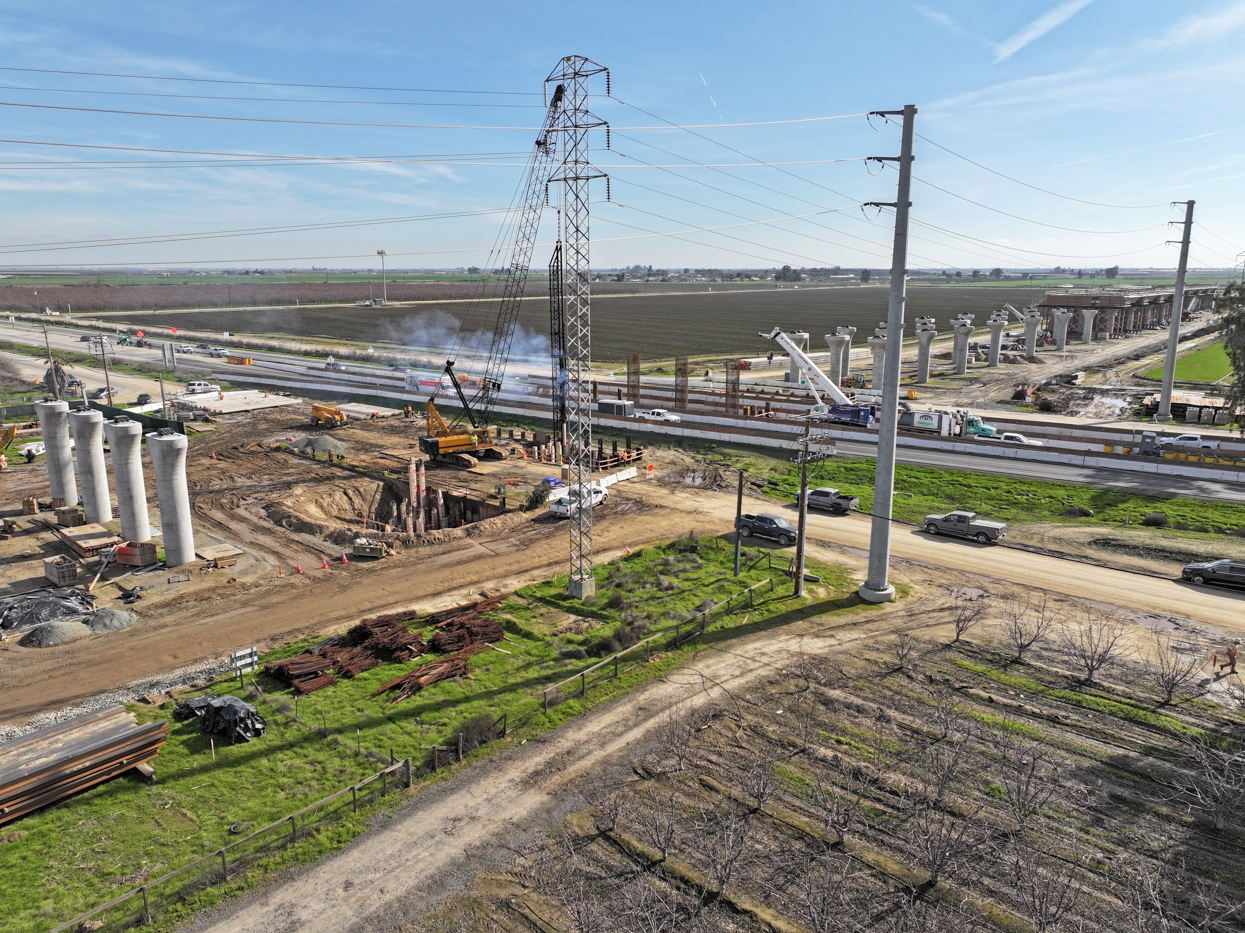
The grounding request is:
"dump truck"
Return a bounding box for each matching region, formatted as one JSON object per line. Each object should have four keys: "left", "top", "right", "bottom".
{"left": 923, "top": 510, "right": 1006, "bottom": 543}
{"left": 309, "top": 403, "right": 347, "bottom": 427}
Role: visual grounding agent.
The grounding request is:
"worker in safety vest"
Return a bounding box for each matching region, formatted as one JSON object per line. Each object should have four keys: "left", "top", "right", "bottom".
{"left": 1219, "top": 641, "right": 1239, "bottom": 675}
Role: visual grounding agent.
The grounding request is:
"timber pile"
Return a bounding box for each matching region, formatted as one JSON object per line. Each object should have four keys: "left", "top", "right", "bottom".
{"left": 293, "top": 672, "right": 338, "bottom": 694}
{"left": 430, "top": 617, "right": 505, "bottom": 653}
{"left": 348, "top": 617, "right": 427, "bottom": 662}
{"left": 424, "top": 595, "right": 507, "bottom": 629}
{"left": 322, "top": 645, "right": 383, "bottom": 678}
{"left": 372, "top": 644, "right": 486, "bottom": 704}
{"left": 0, "top": 706, "right": 169, "bottom": 826}
{"left": 264, "top": 654, "right": 332, "bottom": 686}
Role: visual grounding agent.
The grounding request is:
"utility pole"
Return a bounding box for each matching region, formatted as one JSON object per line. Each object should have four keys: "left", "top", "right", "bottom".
{"left": 733, "top": 469, "right": 744, "bottom": 577}
{"left": 860, "top": 104, "right": 917, "bottom": 604}
{"left": 100, "top": 340, "right": 114, "bottom": 405}
{"left": 377, "top": 250, "right": 388, "bottom": 305}
{"left": 1156, "top": 200, "right": 1194, "bottom": 421}
{"left": 157, "top": 374, "right": 168, "bottom": 419}
{"left": 794, "top": 424, "right": 810, "bottom": 597}
{"left": 42, "top": 323, "right": 56, "bottom": 398}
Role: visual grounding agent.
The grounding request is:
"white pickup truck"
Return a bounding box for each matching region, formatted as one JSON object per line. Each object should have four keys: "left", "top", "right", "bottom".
{"left": 185, "top": 381, "right": 221, "bottom": 395}
{"left": 635, "top": 408, "right": 682, "bottom": 423}
{"left": 548, "top": 483, "right": 608, "bottom": 518}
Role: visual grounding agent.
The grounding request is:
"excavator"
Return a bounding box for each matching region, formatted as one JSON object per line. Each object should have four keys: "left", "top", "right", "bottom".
{"left": 419, "top": 82, "right": 567, "bottom": 465}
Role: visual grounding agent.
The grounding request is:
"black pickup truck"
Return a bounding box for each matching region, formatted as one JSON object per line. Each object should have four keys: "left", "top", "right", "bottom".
{"left": 737, "top": 513, "right": 797, "bottom": 546}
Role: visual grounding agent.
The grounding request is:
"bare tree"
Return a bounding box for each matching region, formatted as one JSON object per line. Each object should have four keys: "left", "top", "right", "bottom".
{"left": 1124, "top": 861, "right": 1245, "bottom": 933}
{"left": 999, "top": 592, "right": 1060, "bottom": 662}
{"left": 1058, "top": 609, "right": 1132, "bottom": 683}
{"left": 1157, "top": 736, "right": 1245, "bottom": 831}
{"left": 951, "top": 598, "right": 986, "bottom": 644}
{"left": 1144, "top": 631, "right": 1205, "bottom": 705}
{"left": 1009, "top": 845, "right": 1084, "bottom": 932}
{"left": 882, "top": 897, "right": 986, "bottom": 933}
{"left": 739, "top": 748, "right": 778, "bottom": 812}
{"left": 540, "top": 828, "right": 617, "bottom": 933}
{"left": 926, "top": 686, "right": 968, "bottom": 740}
{"left": 634, "top": 791, "right": 683, "bottom": 860}
{"left": 769, "top": 847, "right": 869, "bottom": 933}
{"left": 690, "top": 802, "right": 752, "bottom": 907}
{"left": 894, "top": 632, "right": 917, "bottom": 670}
{"left": 994, "top": 733, "right": 1059, "bottom": 836}
{"left": 649, "top": 708, "right": 697, "bottom": 774}
{"left": 915, "top": 736, "right": 968, "bottom": 806}
{"left": 902, "top": 803, "right": 985, "bottom": 889}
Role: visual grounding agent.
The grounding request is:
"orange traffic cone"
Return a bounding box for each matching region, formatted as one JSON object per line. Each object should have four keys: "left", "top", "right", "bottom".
{"left": 321, "top": 557, "right": 329, "bottom": 569}
{"left": 295, "top": 564, "right": 303, "bottom": 574}
{"left": 277, "top": 564, "right": 283, "bottom": 577}
{"left": 341, "top": 552, "right": 349, "bottom": 563}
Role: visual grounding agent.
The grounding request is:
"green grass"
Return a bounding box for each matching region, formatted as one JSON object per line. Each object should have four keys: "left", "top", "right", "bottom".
{"left": 1, "top": 537, "right": 856, "bottom": 932}
{"left": 1145, "top": 340, "right": 1233, "bottom": 383}
{"left": 755, "top": 456, "right": 1245, "bottom": 535}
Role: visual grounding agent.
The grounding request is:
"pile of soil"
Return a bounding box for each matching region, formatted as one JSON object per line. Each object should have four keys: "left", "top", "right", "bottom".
{"left": 289, "top": 436, "right": 350, "bottom": 454}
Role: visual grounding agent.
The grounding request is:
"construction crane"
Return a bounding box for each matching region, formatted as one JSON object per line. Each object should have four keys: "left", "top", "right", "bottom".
{"left": 420, "top": 83, "right": 567, "bottom": 463}
{"left": 759, "top": 327, "right": 878, "bottom": 426}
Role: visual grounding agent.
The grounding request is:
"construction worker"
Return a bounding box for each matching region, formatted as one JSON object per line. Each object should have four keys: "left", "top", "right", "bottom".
{"left": 1219, "top": 641, "right": 1239, "bottom": 675}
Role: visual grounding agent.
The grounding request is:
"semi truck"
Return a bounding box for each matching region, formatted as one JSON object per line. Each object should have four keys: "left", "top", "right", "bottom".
{"left": 898, "top": 409, "right": 997, "bottom": 438}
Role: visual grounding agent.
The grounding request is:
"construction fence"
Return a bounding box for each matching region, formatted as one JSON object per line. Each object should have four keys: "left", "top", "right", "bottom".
{"left": 52, "top": 757, "right": 412, "bottom": 933}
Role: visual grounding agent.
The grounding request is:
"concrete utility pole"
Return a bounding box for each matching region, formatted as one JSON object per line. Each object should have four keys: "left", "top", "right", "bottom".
{"left": 1156, "top": 200, "right": 1194, "bottom": 422}
{"left": 377, "top": 250, "right": 388, "bottom": 304}
{"left": 860, "top": 104, "right": 916, "bottom": 604}
{"left": 734, "top": 469, "right": 744, "bottom": 578}
{"left": 42, "top": 324, "right": 56, "bottom": 397}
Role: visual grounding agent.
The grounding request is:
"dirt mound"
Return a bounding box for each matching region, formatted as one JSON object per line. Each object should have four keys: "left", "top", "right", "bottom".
{"left": 86, "top": 609, "right": 140, "bottom": 634}
{"left": 265, "top": 479, "right": 400, "bottom": 539}
{"left": 661, "top": 466, "right": 728, "bottom": 489}
{"left": 289, "top": 436, "right": 350, "bottom": 454}
{"left": 19, "top": 621, "right": 91, "bottom": 648}
{"left": 330, "top": 509, "right": 534, "bottom": 549}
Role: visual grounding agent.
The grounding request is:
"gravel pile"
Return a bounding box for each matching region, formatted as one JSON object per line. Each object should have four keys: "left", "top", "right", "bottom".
{"left": 289, "top": 435, "right": 350, "bottom": 455}
{"left": 85, "top": 608, "right": 140, "bottom": 634}
{"left": 0, "top": 656, "right": 231, "bottom": 742}
{"left": 18, "top": 620, "right": 91, "bottom": 648}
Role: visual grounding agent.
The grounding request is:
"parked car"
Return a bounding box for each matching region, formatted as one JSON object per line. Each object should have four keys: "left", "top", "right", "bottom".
{"left": 1181, "top": 559, "right": 1245, "bottom": 587}
{"left": 737, "top": 512, "right": 797, "bottom": 546}
{"left": 135, "top": 393, "right": 153, "bottom": 405}
{"left": 998, "top": 432, "right": 1043, "bottom": 447}
{"left": 66, "top": 377, "right": 84, "bottom": 389}
{"left": 88, "top": 387, "right": 114, "bottom": 401}
{"left": 805, "top": 487, "right": 859, "bottom": 514}
{"left": 923, "top": 511, "right": 1007, "bottom": 544}
{"left": 196, "top": 342, "right": 212, "bottom": 350}
{"left": 635, "top": 408, "right": 682, "bottom": 423}
{"left": 174, "top": 344, "right": 194, "bottom": 353}
{"left": 548, "top": 483, "right": 608, "bottom": 518}
{"left": 1172, "top": 434, "right": 1220, "bottom": 451}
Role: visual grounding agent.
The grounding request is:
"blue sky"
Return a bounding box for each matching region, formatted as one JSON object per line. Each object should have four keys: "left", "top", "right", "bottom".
{"left": 0, "top": 0, "right": 1242, "bottom": 272}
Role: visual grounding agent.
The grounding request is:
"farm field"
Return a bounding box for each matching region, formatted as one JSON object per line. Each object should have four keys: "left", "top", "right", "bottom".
{"left": 99, "top": 284, "right": 1045, "bottom": 362}
{"left": 1145, "top": 340, "right": 1232, "bottom": 383}
{"left": 427, "top": 613, "right": 1245, "bottom": 933}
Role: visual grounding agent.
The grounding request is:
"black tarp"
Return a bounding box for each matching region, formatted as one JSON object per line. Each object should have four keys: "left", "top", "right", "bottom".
{"left": 174, "top": 695, "right": 267, "bottom": 744}
{"left": 0, "top": 587, "right": 96, "bottom": 631}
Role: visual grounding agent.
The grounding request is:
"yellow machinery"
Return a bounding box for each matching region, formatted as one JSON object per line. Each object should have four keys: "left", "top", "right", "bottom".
{"left": 0, "top": 423, "right": 16, "bottom": 450}
{"left": 309, "top": 403, "right": 347, "bottom": 428}
{"left": 419, "top": 399, "right": 495, "bottom": 460}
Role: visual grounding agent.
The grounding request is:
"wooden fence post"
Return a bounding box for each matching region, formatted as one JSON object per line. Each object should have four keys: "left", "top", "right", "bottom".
{"left": 581, "top": 672, "right": 586, "bottom": 697}
{"left": 458, "top": 732, "right": 463, "bottom": 762}
{"left": 403, "top": 757, "right": 412, "bottom": 788}
{"left": 645, "top": 640, "right": 650, "bottom": 662}
{"left": 544, "top": 689, "right": 549, "bottom": 714}
{"left": 219, "top": 849, "right": 228, "bottom": 880}
{"left": 142, "top": 886, "right": 151, "bottom": 924}
{"left": 675, "top": 622, "right": 681, "bottom": 646}
{"left": 352, "top": 786, "right": 358, "bottom": 813}
{"left": 289, "top": 815, "right": 296, "bottom": 844}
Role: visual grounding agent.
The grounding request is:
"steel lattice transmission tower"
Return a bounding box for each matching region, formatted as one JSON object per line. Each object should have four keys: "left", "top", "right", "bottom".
{"left": 546, "top": 55, "right": 609, "bottom": 600}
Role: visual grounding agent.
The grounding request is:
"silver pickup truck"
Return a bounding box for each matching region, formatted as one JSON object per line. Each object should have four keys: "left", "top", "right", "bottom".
{"left": 923, "top": 510, "right": 1006, "bottom": 544}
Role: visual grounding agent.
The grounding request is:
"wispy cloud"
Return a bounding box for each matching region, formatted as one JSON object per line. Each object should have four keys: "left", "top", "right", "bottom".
{"left": 1053, "top": 132, "right": 1218, "bottom": 168}
{"left": 994, "top": 0, "right": 1096, "bottom": 62}
{"left": 1146, "top": 0, "right": 1245, "bottom": 49}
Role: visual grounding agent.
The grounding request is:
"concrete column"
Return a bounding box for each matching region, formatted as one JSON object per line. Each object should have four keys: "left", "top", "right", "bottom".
{"left": 68, "top": 409, "right": 111, "bottom": 525}
{"left": 788, "top": 332, "right": 809, "bottom": 384}
{"left": 868, "top": 327, "right": 887, "bottom": 387}
{"left": 1052, "top": 310, "right": 1073, "bottom": 350}
{"left": 986, "top": 318, "right": 1006, "bottom": 366}
{"left": 1021, "top": 309, "right": 1043, "bottom": 358}
{"left": 951, "top": 316, "right": 974, "bottom": 374}
{"left": 1103, "top": 308, "right": 1119, "bottom": 338}
{"left": 103, "top": 418, "right": 150, "bottom": 542}
{"left": 35, "top": 400, "right": 79, "bottom": 507}
{"left": 1080, "top": 308, "right": 1097, "bottom": 343}
{"left": 914, "top": 318, "right": 937, "bottom": 383}
{"left": 825, "top": 335, "right": 849, "bottom": 384}
{"left": 836, "top": 326, "right": 856, "bottom": 377}
{"left": 147, "top": 432, "right": 195, "bottom": 567}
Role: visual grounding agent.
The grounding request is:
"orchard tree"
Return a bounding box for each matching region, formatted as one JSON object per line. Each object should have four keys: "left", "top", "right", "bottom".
{"left": 860, "top": 269, "right": 871, "bottom": 283}
{"left": 1219, "top": 282, "right": 1245, "bottom": 433}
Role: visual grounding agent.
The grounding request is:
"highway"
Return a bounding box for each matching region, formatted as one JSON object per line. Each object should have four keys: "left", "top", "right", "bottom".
{"left": 5, "top": 316, "right": 1242, "bottom": 504}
